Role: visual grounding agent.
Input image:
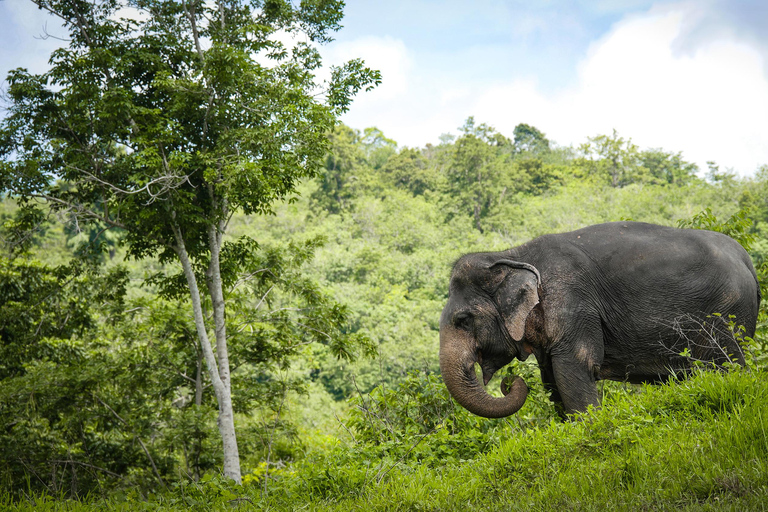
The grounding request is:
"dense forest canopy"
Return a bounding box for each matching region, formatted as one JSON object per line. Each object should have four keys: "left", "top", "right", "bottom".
{"left": 2, "top": 2, "right": 768, "bottom": 510}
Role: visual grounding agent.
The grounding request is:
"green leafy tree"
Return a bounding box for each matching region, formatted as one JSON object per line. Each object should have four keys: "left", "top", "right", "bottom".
{"left": 0, "top": 203, "right": 48, "bottom": 259}
{"left": 0, "top": 289, "right": 227, "bottom": 496}
{"left": 577, "top": 129, "right": 645, "bottom": 187}
{"left": 380, "top": 147, "right": 439, "bottom": 196}
{"left": 360, "top": 126, "right": 397, "bottom": 170}
{"left": 0, "top": 207, "right": 128, "bottom": 380}
{"left": 677, "top": 207, "right": 756, "bottom": 251}
{"left": 509, "top": 157, "right": 565, "bottom": 195}
{"left": 513, "top": 123, "right": 551, "bottom": 154}
{"left": 639, "top": 148, "right": 699, "bottom": 186}
{"left": 444, "top": 117, "right": 511, "bottom": 232}
{"left": 705, "top": 161, "right": 736, "bottom": 184}
{"left": 738, "top": 167, "right": 768, "bottom": 246}
{"left": 0, "top": 257, "right": 127, "bottom": 379}
{"left": 0, "top": 0, "right": 379, "bottom": 483}
{"left": 0, "top": 254, "right": 144, "bottom": 496}
{"left": 310, "top": 124, "right": 365, "bottom": 214}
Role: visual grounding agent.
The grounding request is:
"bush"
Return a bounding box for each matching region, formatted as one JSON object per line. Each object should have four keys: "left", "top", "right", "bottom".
{"left": 344, "top": 369, "right": 553, "bottom": 465}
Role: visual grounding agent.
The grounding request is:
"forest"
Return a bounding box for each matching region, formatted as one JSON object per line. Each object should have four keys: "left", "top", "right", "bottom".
{"left": 2, "top": 1, "right": 768, "bottom": 510}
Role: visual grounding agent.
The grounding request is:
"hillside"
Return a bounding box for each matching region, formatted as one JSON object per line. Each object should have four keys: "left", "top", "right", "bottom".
{"left": 2, "top": 120, "right": 768, "bottom": 509}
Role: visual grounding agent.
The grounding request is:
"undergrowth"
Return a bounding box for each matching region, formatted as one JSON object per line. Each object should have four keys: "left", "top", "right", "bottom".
{"left": 4, "top": 367, "right": 768, "bottom": 511}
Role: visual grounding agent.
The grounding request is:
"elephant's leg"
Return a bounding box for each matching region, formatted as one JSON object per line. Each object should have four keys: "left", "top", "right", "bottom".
{"left": 537, "top": 357, "right": 566, "bottom": 420}
{"left": 551, "top": 341, "right": 603, "bottom": 416}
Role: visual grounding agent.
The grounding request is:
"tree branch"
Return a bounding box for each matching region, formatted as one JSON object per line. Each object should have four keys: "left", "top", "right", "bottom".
{"left": 73, "top": 164, "right": 194, "bottom": 205}
{"left": 92, "top": 394, "right": 168, "bottom": 490}
{"left": 30, "top": 194, "right": 128, "bottom": 230}
{"left": 48, "top": 459, "right": 121, "bottom": 479}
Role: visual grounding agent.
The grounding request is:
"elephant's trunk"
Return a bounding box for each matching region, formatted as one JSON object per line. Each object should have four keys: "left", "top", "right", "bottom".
{"left": 439, "top": 323, "right": 528, "bottom": 418}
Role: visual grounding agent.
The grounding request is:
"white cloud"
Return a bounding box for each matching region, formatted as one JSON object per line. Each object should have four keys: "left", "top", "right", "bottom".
{"left": 439, "top": 87, "right": 472, "bottom": 107}
{"left": 475, "top": 6, "right": 768, "bottom": 174}
{"left": 325, "top": 35, "right": 412, "bottom": 101}
{"left": 326, "top": 36, "right": 427, "bottom": 139}
{"left": 485, "top": 6, "right": 768, "bottom": 174}
{"left": 338, "top": 3, "right": 768, "bottom": 174}
{"left": 565, "top": 6, "right": 765, "bottom": 174}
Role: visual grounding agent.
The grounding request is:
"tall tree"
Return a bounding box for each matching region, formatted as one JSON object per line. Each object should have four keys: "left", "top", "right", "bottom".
{"left": 0, "top": 0, "right": 379, "bottom": 483}
{"left": 444, "top": 117, "right": 510, "bottom": 232}
{"left": 360, "top": 126, "right": 397, "bottom": 170}
{"left": 577, "top": 129, "right": 642, "bottom": 187}
{"left": 381, "top": 147, "right": 436, "bottom": 196}
{"left": 310, "top": 124, "right": 364, "bottom": 213}
{"left": 513, "top": 123, "right": 550, "bottom": 154}
{"left": 639, "top": 148, "right": 698, "bottom": 186}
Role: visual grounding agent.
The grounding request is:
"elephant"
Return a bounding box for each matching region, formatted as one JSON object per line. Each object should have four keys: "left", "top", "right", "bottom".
{"left": 439, "top": 221, "right": 760, "bottom": 418}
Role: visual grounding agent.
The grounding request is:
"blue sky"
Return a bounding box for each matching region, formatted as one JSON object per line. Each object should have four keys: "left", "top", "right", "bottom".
{"left": 336, "top": 0, "right": 657, "bottom": 93}
{"left": 2, "top": 0, "right": 767, "bottom": 174}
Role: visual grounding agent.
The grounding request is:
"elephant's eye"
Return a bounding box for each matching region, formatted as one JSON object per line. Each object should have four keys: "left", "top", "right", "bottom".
{"left": 454, "top": 313, "right": 473, "bottom": 331}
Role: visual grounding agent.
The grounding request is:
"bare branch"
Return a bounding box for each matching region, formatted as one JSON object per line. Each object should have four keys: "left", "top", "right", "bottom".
{"left": 48, "top": 460, "right": 121, "bottom": 479}
{"left": 30, "top": 194, "right": 127, "bottom": 230}
{"left": 657, "top": 313, "right": 746, "bottom": 370}
{"left": 263, "top": 382, "right": 287, "bottom": 495}
{"left": 74, "top": 165, "right": 195, "bottom": 205}
{"left": 254, "top": 284, "right": 276, "bottom": 311}
{"left": 135, "top": 437, "right": 169, "bottom": 491}
{"left": 334, "top": 412, "right": 356, "bottom": 443}
{"left": 294, "top": 322, "right": 331, "bottom": 340}
{"left": 183, "top": 0, "right": 205, "bottom": 63}
{"left": 230, "top": 268, "right": 273, "bottom": 292}
{"left": 36, "top": 21, "right": 71, "bottom": 42}
{"left": 92, "top": 394, "right": 168, "bottom": 490}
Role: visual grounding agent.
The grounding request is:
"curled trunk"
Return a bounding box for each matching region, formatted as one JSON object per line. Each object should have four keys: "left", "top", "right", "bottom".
{"left": 439, "top": 324, "right": 528, "bottom": 418}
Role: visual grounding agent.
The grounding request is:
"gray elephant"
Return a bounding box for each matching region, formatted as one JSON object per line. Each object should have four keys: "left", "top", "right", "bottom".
{"left": 439, "top": 221, "right": 760, "bottom": 418}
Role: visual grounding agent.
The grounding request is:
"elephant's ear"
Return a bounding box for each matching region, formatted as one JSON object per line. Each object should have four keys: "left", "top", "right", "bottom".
{"left": 489, "top": 260, "right": 541, "bottom": 342}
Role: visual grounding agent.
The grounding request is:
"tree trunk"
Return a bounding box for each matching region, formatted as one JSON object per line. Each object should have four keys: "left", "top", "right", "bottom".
{"left": 195, "top": 345, "right": 203, "bottom": 407}
{"left": 474, "top": 203, "right": 484, "bottom": 233}
{"left": 207, "top": 217, "right": 231, "bottom": 398}
{"left": 172, "top": 222, "right": 242, "bottom": 484}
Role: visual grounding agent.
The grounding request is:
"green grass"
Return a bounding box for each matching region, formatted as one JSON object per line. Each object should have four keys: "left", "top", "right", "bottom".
{"left": 298, "top": 370, "right": 768, "bottom": 511}
{"left": 4, "top": 368, "right": 768, "bottom": 511}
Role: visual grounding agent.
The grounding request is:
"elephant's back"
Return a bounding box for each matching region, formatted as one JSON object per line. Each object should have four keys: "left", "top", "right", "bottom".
{"left": 519, "top": 221, "right": 759, "bottom": 335}
{"left": 544, "top": 222, "right": 751, "bottom": 285}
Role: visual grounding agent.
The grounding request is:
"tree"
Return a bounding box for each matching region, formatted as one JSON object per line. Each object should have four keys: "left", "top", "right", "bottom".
{"left": 310, "top": 124, "right": 364, "bottom": 214}
{"left": 444, "top": 117, "right": 510, "bottom": 232}
{"left": 577, "top": 129, "right": 643, "bottom": 187}
{"left": 510, "top": 157, "right": 564, "bottom": 195}
{"left": 513, "top": 123, "right": 550, "bottom": 154}
{"left": 639, "top": 149, "right": 698, "bottom": 186}
{"left": 0, "top": 0, "right": 379, "bottom": 483}
{"left": 359, "top": 126, "right": 397, "bottom": 170}
{"left": 381, "top": 147, "right": 438, "bottom": 196}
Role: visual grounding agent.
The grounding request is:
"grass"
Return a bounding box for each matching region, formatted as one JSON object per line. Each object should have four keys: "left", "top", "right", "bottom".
{"left": 4, "top": 368, "right": 768, "bottom": 511}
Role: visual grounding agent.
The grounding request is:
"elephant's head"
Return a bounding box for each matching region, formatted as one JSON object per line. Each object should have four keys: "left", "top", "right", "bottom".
{"left": 439, "top": 254, "right": 540, "bottom": 418}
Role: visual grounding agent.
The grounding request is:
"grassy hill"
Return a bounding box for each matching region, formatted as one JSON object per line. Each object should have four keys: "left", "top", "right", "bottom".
{"left": 4, "top": 367, "right": 767, "bottom": 510}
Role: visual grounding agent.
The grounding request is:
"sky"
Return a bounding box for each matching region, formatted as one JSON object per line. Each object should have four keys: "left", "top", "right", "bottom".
{"left": 2, "top": 0, "right": 767, "bottom": 175}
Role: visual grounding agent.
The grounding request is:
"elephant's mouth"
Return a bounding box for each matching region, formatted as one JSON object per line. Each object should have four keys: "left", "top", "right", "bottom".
{"left": 517, "top": 342, "right": 534, "bottom": 361}
{"left": 478, "top": 349, "right": 517, "bottom": 386}
{"left": 478, "top": 339, "right": 534, "bottom": 385}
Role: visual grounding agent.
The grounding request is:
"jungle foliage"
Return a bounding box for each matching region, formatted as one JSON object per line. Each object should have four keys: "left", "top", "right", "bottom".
{"left": 0, "top": 0, "right": 380, "bottom": 484}
{"left": 3, "top": 112, "right": 768, "bottom": 508}
{"left": 2, "top": 4, "right": 768, "bottom": 506}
